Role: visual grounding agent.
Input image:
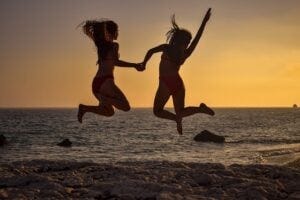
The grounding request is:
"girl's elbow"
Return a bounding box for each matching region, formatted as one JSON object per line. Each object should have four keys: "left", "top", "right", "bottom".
{"left": 146, "top": 51, "right": 153, "bottom": 57}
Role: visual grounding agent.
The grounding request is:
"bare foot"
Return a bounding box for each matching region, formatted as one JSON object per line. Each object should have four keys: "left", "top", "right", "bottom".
{"left": 176, "top": 117, "right": 183, "bottom": 135}
{"left": 199, "top": 103, "right": 215, "bottom": 116}
{"left": 77, "top": 104, "right": 85, "bottom": 123}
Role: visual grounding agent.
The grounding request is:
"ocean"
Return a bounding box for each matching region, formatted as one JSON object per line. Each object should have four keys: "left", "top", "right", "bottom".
{"left": 0, "top": 108, "right": 299, "bottom": 165}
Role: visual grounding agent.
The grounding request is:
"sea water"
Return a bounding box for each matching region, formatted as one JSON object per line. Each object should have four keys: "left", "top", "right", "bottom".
{"left": 0, "top": 108, "right": 299, "bottom": 165}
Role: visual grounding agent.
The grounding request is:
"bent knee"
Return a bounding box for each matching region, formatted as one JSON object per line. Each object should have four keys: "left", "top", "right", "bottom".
{"left": 153, "top": 108, "right": 162, "bottom": 117}
{"left": 123, "top": 105, "right": 130, "bottom": 112}
{"left": 105, "top": 109, "right": 115, "bottom": 117}
{"left": 174, "top": 109, "right": 183, "bottom": 117}
{"left": 120, "top": 103, "right": 130, "bottom": 112}
{"left": 102, "top": 106, "right": 115, "bottom": 117}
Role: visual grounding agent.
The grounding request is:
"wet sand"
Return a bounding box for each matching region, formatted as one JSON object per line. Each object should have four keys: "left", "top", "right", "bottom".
{"left": 0, "top": 159, "right": 299, "bottom": 199}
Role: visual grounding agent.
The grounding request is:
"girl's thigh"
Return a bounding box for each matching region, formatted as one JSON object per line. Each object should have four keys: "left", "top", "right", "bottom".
{"left": 172, "top": 87, "right": 185, "bottom": 114}
{"left": 100, "top": 80, "right": 128, "bottom": 102}
{"left": 154, "top": 81, "right": 171, "bottom": 110}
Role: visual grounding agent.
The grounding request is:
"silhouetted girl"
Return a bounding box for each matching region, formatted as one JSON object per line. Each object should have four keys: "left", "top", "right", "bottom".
{"left": 78, "top": 20, "right": 143, "bottom": 123}
{"left": 142, "top": 8, "right": 214, "bottom": 134}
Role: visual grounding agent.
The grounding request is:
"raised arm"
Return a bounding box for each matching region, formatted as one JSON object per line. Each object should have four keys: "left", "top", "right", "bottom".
{"left": 185, "top": 8, "right": 211, "bottom": 58}
{"left": 142, "top": 44, "right": 167, "bottom": 66}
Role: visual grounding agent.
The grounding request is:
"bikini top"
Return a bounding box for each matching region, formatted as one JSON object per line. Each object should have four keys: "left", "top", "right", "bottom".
{"left": 161, "top": 53, "right": 185, "bottom": 66}
{"left": 97, "top": 42, "right": 119, "bottom": 64}
{"left": 98, "top": 53, "right": 120, "bottom": 64}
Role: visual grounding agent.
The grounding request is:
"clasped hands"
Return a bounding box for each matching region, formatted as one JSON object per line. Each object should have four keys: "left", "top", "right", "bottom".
{"left": 135, "top": 62, "right": 146, "bottom": 72}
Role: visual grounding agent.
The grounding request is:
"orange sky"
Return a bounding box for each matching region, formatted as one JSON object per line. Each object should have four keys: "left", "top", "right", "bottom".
{"left": 0, "top": 0, "right": 299, "bottom": 107}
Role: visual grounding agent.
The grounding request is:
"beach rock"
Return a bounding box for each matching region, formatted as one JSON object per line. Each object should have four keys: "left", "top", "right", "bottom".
{"left": 194, "top": 173, "right": 214, "bottom": 186}
{"left": 0, "top": 134, "right": 7, "bottom": 146}
{"left": 57, "top": 139, "right": 72, "bottom": 147}
{"left": 194, "top": 130, "right": 225, "bottom": 143}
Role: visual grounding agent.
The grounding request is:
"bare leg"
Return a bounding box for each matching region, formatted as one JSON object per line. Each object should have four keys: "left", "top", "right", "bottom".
{"left": 77, "top": 102, "right": 114, "bottom": 123}
{"left": 100, "top": 80, "right": 130, "bottom": 111}
{"left": 172, "top": 89, "right": 214, "bottom": 118}
{"left": 99, "top": 94, "right": 130, "bottom": 111}
{"left": 176, "top": 103, "right": 214, "bottom": 117}
{"left": 153, "top": 81, "right": 183, "bottom": 134}
{"left": 153, "top": 82, "right": 177, "bottom": 122}
{"left": 78, "top": 79, "right": 130, "bottom": 123}
{"left": 198, "top": 103, "right": 215, "bottom": 116}
{"left": 172, "top": 88, "right": 185, "bottom": 135}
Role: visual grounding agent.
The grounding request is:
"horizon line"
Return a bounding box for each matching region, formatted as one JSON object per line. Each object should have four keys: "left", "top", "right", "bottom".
{"left": 0, "top": 106, "right": 297, "bottom": 109}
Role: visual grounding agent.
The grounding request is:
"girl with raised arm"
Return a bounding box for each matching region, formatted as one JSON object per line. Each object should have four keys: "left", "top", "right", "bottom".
{"left": 78, "top": 20, "right": 144, "bottom": 123}
{"left": 142, "top": 8, "right": 214, "bottom": 134}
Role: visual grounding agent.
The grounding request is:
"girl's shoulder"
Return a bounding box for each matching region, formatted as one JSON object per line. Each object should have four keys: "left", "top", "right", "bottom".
{"left": 111, "top": 42, "right": 119, "bottom": 53}
{"left": 112, "top": 42, "right": 119, "bottom": 46}
{"left": 161, "top": 44, "right": 170, "bottom": 52}
{"left": 111, "top": 42, "right": 119, "bottom": 48}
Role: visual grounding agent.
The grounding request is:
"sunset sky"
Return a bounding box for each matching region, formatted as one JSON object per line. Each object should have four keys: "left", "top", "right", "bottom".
{"left": 0, "top": 0, "right": 299, "bottom": 108}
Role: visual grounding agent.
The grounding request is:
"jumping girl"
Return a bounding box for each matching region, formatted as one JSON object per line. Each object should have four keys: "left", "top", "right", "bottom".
{"left": 142, "top": 8, "right": 214, "bottom": 134}
{"left": 78, "top": 20, "right": 144, "bottom": 123}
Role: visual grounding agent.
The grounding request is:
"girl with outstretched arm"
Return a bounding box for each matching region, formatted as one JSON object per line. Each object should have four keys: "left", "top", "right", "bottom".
{"left": 78, "top": 20, "right": 144, "bottom": 123}
{"left": 142, "top": 8, "right": 214, "bottom": 134}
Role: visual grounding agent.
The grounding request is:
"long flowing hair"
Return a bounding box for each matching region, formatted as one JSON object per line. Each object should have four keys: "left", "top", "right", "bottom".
{"left": 166, "top": 15, "right": 192, "bottom": 45}
{"left": 80, "top": 19, "right": 118, "bottom": 63}
{"left": 165, "top": 15, "right": 192, "bottom": 63}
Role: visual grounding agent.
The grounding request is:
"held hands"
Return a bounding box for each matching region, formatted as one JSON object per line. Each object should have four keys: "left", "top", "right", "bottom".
{"left": 135, "top": 62, "right": 145, "bottom": 71}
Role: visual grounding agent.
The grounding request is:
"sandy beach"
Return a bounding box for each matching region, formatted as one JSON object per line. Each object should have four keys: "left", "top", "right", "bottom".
{"left": 0, "top": 159, "right": 299, "bottom": 199}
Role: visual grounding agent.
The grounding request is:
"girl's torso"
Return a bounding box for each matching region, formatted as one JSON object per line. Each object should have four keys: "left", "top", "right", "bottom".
{"left": 95, "top": 42, "right": 119, "bottom": 77}
{"left": 159, "top": 45, "right": 186, "bottom": 76}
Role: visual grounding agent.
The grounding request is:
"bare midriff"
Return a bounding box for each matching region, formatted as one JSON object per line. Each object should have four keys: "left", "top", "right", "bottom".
{"left": 96, "top": 59, "right": 115, "bottom": 77}
{"left": 159, "top": 54, "right": 182, "bottom": 76}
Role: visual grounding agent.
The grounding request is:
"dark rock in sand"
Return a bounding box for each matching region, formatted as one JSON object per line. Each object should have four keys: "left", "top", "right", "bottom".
{"left": 195, "top": 173, "right": 214, "bottom": 186}
{"left": 194, "top": 130, "right": 225, "bottom": 143}
{"left": 0, "top": 134, "right": 7, "bottom": 146}
{"left": 57, "top": 139, "right": 72, "bottom": 147}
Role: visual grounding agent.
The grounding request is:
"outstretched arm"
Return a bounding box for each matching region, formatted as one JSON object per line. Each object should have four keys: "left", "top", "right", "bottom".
{"left": 115, "top": 60, "right": 145, "bottom": 71}
{"left": 142, "top": 44, "right": 167, "bottom": 66}
{"left": 115, "top": 60, "right": 140, "bottom": 68}
{"left": 112, "top": 43, "right": 143, "bottom": 70}
{"left": 185, "top": 8, "right": 211, "bottom": 58}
